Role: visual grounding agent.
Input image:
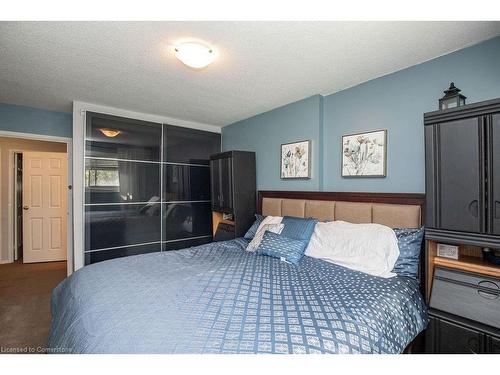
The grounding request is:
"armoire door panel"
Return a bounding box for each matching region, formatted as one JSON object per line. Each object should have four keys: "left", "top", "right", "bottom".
{"left": 424, "top": 126, "right": 437, "bottom": 228}
{"left": 210, "top": 159, "right": 221, "bottom": 209}
{"left": 438, "top": 118, "right": 483, "bottom": 233}
{"left": 489, "top": 114, "right": 500, "bottom": 235}
{"left": 488, "top": 336, "right": 500, "bottom": 353}
{"left": 436, "top": 318, "right": 485, "bottom": 354}
{"left": 219, "top": 157, "right": 233, "bottom": 212}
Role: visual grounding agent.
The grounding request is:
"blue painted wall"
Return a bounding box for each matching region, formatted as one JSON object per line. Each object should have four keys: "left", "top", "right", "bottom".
{"left": 223, "top": 95, "right": 323, "bottom": 190}
{"left": 0, "top": 103, "right": 72, "bottom": 138}
{"left": 222, "top": 36, "right": 500, "bottom": 193}
{"left": 323, "top": 36, "right": 500, "bottom": 193}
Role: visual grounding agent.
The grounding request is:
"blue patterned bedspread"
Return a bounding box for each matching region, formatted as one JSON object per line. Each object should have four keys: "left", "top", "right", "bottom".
{"left": 48, "top": 239, "right": 427, "bottom": 354}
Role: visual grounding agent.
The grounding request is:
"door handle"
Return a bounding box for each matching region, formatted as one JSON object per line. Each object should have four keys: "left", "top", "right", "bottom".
{"left": 22, "top": 206, "right": 29, "bottom": 210}
{"left": 468, "top": 200, "right": 479, "bottom": 217}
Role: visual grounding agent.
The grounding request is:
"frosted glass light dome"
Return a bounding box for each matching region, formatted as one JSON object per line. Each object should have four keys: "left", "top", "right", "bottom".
{"left": 174, "top": 42, "right": 216, "bottom": 69}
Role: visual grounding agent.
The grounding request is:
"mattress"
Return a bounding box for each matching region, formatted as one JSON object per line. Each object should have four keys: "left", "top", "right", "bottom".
{"left": 47, "top": 238, "right": 427, "bottom": 353}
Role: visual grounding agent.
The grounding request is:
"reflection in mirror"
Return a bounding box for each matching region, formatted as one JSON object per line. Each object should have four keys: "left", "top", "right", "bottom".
{"left": 86, "top": 112, "right": 162, "bottom": 161}
{"left": 85, "top": 204, "right": 161, "bottom": 251}
{"left": 85, "top": 159, "right": 160, "bottom": 204}
{"left": 164, "top": 125, "right": 220, "bottom": 164}
{"left": 163, "top": 202, "right": 212, "bottom": 241}
{"left": 163, "top": 164, "right": 211, "bottom": 201}
{"left": 84, "top": 243, "right": 161, "bottom": 265}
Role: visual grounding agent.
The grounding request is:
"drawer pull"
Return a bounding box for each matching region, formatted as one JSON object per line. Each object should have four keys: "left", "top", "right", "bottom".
{"left": 477, "top": 289, "right": 499, "bottom": 300}
{"left": 478, "top": 280, "right": 499, "bottom": 290}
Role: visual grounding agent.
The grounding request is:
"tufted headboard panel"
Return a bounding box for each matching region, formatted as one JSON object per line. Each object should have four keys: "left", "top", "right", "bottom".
{"left": 259, "top": 191, "right": 424, "bottom": 228}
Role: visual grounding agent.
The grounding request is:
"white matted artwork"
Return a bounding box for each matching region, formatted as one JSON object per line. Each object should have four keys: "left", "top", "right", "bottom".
{"left": 342, "top": 129, "right": 387, "bottom": 177}
{"left": 280, "top": 140, "right": 311, "bottom": 179}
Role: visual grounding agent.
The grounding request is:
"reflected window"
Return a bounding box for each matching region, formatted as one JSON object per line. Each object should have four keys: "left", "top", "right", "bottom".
{"left": 85, "top": 158, "right": 160, "bottom": 204}
{"left": 85, "top": 160, "right": 119, "bottom": 188}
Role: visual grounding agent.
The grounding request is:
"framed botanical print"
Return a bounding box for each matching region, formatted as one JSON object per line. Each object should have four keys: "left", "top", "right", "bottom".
{"left": 280, "top": 140, "right": 311, "bottom": 179}
{"left": 341, "top": 129, "right": 387, "bottom": 177}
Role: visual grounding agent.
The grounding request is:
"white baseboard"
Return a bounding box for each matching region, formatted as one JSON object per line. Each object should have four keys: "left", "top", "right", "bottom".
{"left": 0, "top": 259, "right": 13, "bottom": 264}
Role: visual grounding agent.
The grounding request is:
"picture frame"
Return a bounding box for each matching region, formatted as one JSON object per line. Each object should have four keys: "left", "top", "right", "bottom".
{"left": 280, "top": 140, "right": 311, "bottom": 179}
{"left": 341, "top": 129, "right": 387, "bottom": 177}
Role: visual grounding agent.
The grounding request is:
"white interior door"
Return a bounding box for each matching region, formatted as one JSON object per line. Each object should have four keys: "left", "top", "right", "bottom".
{"left": 23, "top": 152, "right": 68, "bottom": 263}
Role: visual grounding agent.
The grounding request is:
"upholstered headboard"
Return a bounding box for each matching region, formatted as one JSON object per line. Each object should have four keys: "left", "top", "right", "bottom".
{"left": 258, "top": 191, "right": 425, "bottom": 228}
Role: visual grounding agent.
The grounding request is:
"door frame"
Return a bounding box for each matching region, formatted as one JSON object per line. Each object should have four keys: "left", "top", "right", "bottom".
{"left": 0, "top": 130, "right": 73, "bottom": 276}
{"left": 13, "top": 151, "right": 22, "bottom": 261}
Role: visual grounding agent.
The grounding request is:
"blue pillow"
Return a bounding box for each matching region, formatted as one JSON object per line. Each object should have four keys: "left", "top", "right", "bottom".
{"left": 243, "top": 214, "right": 265, "bottom": 240}
{"left": 392, "top": 227, "right": 425, "bottom": 278}
{"left": 256, "top": 231, "right": 307, "bottom": 265}
{"left": 280, "top": 216, "right": 317, "bottom": 245}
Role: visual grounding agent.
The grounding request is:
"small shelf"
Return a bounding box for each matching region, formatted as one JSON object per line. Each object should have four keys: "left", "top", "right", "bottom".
{"left": 434, "top": 255, "right": 500, "bottom": 278}
{"left": 212, "top": 211, "right": 235, "bottom": 235}
{"left": 427, "top": 240, "right": 500, "bottom": 300}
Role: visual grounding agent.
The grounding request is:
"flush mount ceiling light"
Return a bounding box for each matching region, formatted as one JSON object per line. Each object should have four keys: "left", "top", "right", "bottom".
{"left": 174, "top": 42, "right": 216, "bottom": 69}
{"left": 99, "top": 128, "right": 121, "bottom": 138}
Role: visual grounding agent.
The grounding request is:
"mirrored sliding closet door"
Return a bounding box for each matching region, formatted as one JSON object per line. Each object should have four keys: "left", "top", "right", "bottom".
{"left": 83, "top": 112, "right": 220, "bottom": 265}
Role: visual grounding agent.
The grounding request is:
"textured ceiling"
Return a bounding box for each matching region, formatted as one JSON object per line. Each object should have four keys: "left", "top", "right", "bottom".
{"left": 1, "top": 21, "right": 499, "bottom": 127}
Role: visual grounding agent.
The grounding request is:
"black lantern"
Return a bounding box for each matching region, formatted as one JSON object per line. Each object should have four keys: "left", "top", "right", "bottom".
{"left": 439, "top": 82, "right": 466, "bottom": 110}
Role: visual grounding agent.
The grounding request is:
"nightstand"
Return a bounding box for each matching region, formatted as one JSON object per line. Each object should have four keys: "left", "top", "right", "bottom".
{"left": 425, "top": 240, "right": 500, "bottom": 353}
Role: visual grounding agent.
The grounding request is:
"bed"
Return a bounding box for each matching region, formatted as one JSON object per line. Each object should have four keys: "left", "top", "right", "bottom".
{"left": 47, "top": 191, "right": 428, "bottom": 354}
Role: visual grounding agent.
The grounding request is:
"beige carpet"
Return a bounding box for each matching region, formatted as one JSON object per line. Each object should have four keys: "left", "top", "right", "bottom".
{"left": 0, "top": 260, "right": 66, "bottom": 353}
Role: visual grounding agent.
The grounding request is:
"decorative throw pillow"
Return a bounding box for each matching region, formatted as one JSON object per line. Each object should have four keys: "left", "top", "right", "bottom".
{"left": 256, "top": 231, "right": 308, "bottom": 265}
{"left": 392, "top": 227, "right": 425, "bottom": 278}
{"left": 254, "top": 215, "right": 283, "bottom": 233}
{"left": 280, "top": 216, "right": 318, "bottom": 247}
{"left": 246, "top": 223, "right": 284, "bottom": 252}
{"left": 244, "top": 214, "right": 265, "bottom": 240}
{"left": 305, "top": 221, "right": 400, "bottom": 278}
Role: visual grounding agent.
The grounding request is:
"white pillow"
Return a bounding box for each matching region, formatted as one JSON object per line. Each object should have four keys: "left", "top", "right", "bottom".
{"left": 246, "top": 223, "right": 284, "bottom": 252}
{"left": 305, "top": 221, "right": 400, "bottom": 278}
